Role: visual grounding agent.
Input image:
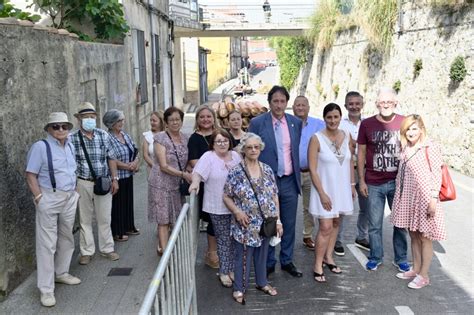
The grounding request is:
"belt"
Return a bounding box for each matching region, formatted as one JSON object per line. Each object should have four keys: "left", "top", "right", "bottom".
{"left": 300, "top": 168, "right": 309, "bottom": 173}
{"left": 78, "top": 176, "right": 94, "bottom": 182}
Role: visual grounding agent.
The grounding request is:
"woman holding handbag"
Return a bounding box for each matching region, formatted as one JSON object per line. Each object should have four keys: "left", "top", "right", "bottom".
{"left": 103, "top": 109, "right": 140, "bottom": 242}
{"left": 391, "top": 114, "right": 446, "bottom": 289}
{"left": 148, "top": 107, "right": 192, "bottom": 255}
{"left": 223, "top": 133, "right": 282, "bottom": 304}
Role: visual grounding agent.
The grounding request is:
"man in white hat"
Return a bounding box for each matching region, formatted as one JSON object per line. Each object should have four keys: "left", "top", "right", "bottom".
{"left": 26, "top": 112, "right": 81, "bottom": 307}
{"left": 69, "top": 102, "right": 120, "bottom": 265}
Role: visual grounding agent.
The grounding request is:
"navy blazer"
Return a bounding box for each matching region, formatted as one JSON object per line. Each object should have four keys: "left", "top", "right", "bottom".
{"left": 249, "top": 112, "right": 302, "bottom": 194}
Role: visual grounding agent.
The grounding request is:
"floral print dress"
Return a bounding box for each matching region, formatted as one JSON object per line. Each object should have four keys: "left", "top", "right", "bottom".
{"left": 223, "top": 162, "right": 278, "bottom": 247}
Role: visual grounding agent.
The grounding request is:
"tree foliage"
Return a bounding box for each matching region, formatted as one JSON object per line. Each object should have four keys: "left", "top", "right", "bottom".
{"left": 0, "top": 0, "right": 41, "bottom": 22}
{"left": 272, "top": 36, "right": 310, "bottom": 90}
{"left": 29, "top": 0, "right": 129, "bottom": 40}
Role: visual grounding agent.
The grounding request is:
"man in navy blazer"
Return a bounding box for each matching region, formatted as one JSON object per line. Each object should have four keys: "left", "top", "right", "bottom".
{"left": 249, "top": 85, "right": 303, "bottom": 277}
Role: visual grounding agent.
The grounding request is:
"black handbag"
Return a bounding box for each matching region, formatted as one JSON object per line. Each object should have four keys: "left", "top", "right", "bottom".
{"left": 166, "top": 132, "right": 190, "bottom": 196}
{"left": 79, "top": 132, "right": 111, "bottom": 196}
{"left": 240, "top": 164, "right": 277, "bottom": 238}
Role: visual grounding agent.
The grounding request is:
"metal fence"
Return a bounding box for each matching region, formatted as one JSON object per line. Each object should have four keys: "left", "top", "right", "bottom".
{"left": 139, "top": 193, "right": 199, "bottom": 315}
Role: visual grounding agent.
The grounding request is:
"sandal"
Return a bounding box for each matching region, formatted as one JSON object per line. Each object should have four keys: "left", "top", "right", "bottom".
{"left": 219, "top": 274, "right": 233, "bottom": 288}
{"left": 233, "top": 291, "right": 245, "bottom": 305}
{"left": 323, "top": 261, "right": 342, "bottom": 274}
{"left": 126, "top": 229, "right": 140, "bottom": 235}
{"left": 256, "top": 284, "right": 278, "bottom": 296}
{"left": 113, "top": 235, "right": 128, "bottom": 242}
{"left": 156, "top": 246, "right": 163, "bottom": 256}
{"left": 313, "top": 271, "right": 326, "bottom": 283}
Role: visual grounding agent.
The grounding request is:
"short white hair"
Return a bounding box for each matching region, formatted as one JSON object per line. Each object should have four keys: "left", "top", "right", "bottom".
{"left": 376, "top": 87, "right": 397, "bottom": 100}
{"left": 237, "top": 132, "right": 265, "bottom": 156}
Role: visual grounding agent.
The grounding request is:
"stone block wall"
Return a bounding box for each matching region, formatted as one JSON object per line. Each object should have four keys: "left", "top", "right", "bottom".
{"left": 0, "top": 21, "right": 137, "bottom": 296}
{"left": 295, "top": 3, "right": 473, "bottom": 176}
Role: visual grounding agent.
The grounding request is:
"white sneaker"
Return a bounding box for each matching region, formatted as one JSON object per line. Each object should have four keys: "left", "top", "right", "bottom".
{"left": 40, "top": 292, "right": 56, "bottom": 307}
{"left": 55, "top": 273, "right": 81, "bottom": 285}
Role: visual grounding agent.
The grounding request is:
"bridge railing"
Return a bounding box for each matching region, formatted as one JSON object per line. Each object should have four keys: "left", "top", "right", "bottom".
{"left": 139, "top": 193, "right": 199, "bottom": 315}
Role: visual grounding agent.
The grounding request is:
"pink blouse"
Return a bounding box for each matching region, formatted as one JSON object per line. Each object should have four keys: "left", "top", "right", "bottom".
{"left": 193, "top": 150, "right": 241, "bottom": 215}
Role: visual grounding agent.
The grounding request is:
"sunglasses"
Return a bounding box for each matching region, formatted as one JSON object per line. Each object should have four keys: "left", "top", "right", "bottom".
{"left": 51, "top": 124, "right": 70, "bottom": 131}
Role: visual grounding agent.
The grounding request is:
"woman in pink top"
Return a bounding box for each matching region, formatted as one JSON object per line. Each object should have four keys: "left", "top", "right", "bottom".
{"left": 189, "top": 129, "right": 241, "bottom": 287}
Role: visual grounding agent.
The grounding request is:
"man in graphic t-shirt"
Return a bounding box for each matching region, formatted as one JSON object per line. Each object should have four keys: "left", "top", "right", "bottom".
{"left": 357, "top": 87, "right": 409, "bottom": 272}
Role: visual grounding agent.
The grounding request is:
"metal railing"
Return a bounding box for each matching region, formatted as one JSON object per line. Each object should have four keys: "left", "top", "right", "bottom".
{"left": 139, "top": 192, "right": 199, "bottom": 315}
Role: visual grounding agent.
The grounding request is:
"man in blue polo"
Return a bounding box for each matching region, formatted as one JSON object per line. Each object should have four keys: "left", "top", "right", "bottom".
{"left": 292, "top": 95, "right": 325, "bottom": 250}
{"left": 26, "top": 112, "right": 81, "bottom": 307}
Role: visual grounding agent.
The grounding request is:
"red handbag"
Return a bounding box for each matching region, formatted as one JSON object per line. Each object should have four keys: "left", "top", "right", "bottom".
{"left": 425, "top": 147, "right": 456, "bottom": 202}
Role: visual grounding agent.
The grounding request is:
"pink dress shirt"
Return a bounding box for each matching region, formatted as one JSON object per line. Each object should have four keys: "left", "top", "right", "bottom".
{"left": 272, "top": 114, "right": 293, "bottom": 176}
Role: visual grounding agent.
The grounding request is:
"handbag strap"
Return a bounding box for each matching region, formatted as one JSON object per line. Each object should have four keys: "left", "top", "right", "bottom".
{"left": 78, "top": 132, "right": 97, "bottom": 179}
{"left": 425, "top": 147, "right": 432, "bottom": 172}
{"left": 165, "top": 131, "right": 184, "bottom": 172}
{"left": 41, "top": 140, "right": 56, "bottom": 192}
{"left": 240, "top": 163, "right": 265, "bottom": 219}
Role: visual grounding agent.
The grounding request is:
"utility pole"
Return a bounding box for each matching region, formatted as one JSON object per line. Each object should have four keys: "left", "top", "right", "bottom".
{"left": 263, "top": 0, "right": 271, "bottom": 23}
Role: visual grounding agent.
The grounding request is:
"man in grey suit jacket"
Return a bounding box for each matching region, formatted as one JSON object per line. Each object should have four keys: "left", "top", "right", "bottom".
{"left": 249, "top": 85, "right": 303, "bottom": 277}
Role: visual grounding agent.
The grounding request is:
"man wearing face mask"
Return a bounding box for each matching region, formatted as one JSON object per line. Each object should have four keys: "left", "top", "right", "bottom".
{"left": 357, "top": 88, "right": 408, "bottom": 272}
{"left": 70, "top": 102, "right": 120, "bottom": 265}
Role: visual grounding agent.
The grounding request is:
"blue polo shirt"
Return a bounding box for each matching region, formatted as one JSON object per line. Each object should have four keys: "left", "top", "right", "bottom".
{"left": 26, "top": 134, "right": 77, "bottom": 191}
{"left": 299, "top": 116, "right": 325, "bottom": 170}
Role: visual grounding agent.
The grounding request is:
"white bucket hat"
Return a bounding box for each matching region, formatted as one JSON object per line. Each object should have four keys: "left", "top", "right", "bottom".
{"left": 44, "top": 112, "right": 73, "bottom": 131}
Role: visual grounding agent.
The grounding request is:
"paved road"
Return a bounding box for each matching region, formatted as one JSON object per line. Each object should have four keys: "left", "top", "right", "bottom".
{"left": 196, "top": 169, "right": 474, "bottom": 314}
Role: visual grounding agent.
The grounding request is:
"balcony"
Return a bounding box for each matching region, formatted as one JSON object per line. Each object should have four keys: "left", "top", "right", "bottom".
{"left": 169, "top": 0, "right": 202, "bottom": 32}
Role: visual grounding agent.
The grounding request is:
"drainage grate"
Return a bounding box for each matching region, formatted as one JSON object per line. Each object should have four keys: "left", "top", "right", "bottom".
{"left": 107, "top": 268, "right": 133, "bottom": 276}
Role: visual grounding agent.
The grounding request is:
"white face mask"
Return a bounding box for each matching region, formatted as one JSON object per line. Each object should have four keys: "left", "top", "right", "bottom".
{"left": 82, "top": 118, "right": 96, "bottom": 131}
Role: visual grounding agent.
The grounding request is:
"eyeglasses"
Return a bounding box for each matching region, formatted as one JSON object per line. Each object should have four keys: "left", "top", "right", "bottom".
{"left": 51, "top": 124, "right": 70, "bottom": 131}
{"left": 167, "top": 118, "right": 182, "bottom": 123}
{"left": 215, "top": 140, "right": 229, "bottom": 145}
{"left": 245, "top": 145, "right": 261, "bottom": 151}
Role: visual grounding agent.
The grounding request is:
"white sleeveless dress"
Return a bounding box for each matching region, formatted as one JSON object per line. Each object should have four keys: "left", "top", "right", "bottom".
{"left": 309, "top": 131, "right": 354, "bottom": 219}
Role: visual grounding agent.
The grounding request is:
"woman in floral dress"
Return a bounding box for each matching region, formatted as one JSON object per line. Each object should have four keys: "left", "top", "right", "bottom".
{"left": 392, "top": 114, "right": 446, "bottom": 289}
{"left": 223, "top": 133, "right": 283, "bottom": 304}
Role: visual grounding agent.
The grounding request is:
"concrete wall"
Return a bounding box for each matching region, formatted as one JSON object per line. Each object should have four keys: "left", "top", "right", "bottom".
{"left": 294, "top": 2, "right": 474, "bottom": 175}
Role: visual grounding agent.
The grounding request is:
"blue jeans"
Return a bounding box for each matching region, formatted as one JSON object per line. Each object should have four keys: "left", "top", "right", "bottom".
{"left": 367, "top": 180, "right": 407, "bottom": 264}
{"left": 356, "top": 183, "right": 369, "bottom": 241}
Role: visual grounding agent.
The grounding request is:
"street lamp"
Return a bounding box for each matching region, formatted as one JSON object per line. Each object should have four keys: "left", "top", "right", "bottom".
{"left": 263, "top": 0, "right": 271, "bottom": 23}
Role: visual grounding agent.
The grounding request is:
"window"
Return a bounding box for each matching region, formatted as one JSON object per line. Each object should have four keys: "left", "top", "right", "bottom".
{"left": 132, "top": 29, "right": 148, "bottom": 104}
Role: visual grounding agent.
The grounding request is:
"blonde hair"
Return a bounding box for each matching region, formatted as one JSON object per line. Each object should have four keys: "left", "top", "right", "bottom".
{"left": 400, "top": 114, "right": 427, "bottom": 147}
{"left": 150, "top": 111, "right": 165, "bottom": 132}
{"left": 194, "top": 105, "right": 218, "bottom": 131}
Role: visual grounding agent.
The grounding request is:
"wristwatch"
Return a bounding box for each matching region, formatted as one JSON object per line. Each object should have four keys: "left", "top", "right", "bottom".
{"left": 113, "top": 176, "right": 119, "bottom": 181}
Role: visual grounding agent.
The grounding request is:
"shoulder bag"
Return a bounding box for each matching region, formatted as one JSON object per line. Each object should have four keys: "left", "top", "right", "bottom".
{"left": 79, "top": 132, "right": 111, "bottom": 195}
{"left": 240, "top": 163, "right": 277, "bottom": 237}
{"left": 166, "top": 132, "right": 189, "bottom": 196}
{"left": 425, "top": 147, "right": 456, "bottom": 202}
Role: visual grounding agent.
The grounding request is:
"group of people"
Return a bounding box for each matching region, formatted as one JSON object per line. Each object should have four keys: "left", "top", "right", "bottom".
{"left": 26, "top": 84, "right": 446, "bottom": 307}
{"left": 26, "top": 103, "right": 140, "bottom": 307}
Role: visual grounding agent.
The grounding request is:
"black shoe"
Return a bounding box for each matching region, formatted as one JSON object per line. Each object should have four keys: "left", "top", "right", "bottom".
{"left": 266, "top": 266, "right": 275, "bottom": 277}
{"left": 281, "top": 263, "right": 303, "bottom": 277}
{"left": 334, "top": 242, "right": 345, "bottom": 256}
{"left": 355, "top": 239, "right": 370, "bottom": 251}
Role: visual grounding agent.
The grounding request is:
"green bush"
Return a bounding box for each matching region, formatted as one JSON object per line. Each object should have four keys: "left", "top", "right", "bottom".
{"left": 413, "top": 59, "right": 423, "bottom": 78}
{"left": 0, "top": 0, "right": 41, "bottom": 22}
{"left": 450, "top": 56, "right": 467, "bottom": 83}
{"left": 273, "top": 36, "right": 310, "bottom": 90}
{"left": 393, "top": 80, "right": 401, "bottom": 93}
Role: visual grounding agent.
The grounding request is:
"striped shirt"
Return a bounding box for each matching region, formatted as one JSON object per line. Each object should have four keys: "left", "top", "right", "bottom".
{"left": 108, "top": 131, "right": 138, "bottom": 179}
{"left": 69, "top": 128, "right": 117, "bottom": 179}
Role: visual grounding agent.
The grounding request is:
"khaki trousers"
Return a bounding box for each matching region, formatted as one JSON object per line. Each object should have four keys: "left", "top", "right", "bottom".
{"left": 77, "top": 179, "right": 114, "bottom": 256}
{"left": 301, "top": 172, "right": 315, "bottom": 238}
{"left": 36, "top": 188, "right": 79, "bottom": 293}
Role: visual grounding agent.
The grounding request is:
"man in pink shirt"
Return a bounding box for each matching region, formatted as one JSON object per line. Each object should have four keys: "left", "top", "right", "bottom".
{"left": 249, "top": 85, "right": 303, "bottom": 278}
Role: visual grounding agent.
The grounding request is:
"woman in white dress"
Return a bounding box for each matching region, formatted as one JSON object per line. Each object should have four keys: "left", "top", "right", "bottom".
{"left": 308, "top": 103, "right": 355, "bottom": 283}
{"left": 142, "top": 111, "right": 164, "bottom": 172}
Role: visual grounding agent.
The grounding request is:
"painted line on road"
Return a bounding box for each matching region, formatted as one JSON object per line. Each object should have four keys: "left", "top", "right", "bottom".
{"left": 347, "top": 244, "right": 368, "bottom": 270}
{"left": 395, "top": 306, "right": 414, "bottom": 315}
{"left": 454, "top": 180, "right": 474, "bottom": 193}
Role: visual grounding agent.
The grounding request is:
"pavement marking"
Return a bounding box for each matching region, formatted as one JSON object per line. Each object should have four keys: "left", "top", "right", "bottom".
{"left": 347, "top": 244, "right": 368, "bottom": 270}
{"left": 453, "top": 180, "right": 474, "bottom": 193}
{"left": 395, "top": 306, "right": 415, "bottom": 315}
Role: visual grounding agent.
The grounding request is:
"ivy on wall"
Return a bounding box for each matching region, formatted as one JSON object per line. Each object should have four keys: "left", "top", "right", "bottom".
{"left": 271, "top": 36, "right": 310, "bottom": 90}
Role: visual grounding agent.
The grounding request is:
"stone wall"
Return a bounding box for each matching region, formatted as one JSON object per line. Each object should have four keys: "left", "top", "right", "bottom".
{"left": 0, "top": 21, "right": 137, "bottom": 296}
{"left": 295, "top": 2, "right": 473, "bottom": 176}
